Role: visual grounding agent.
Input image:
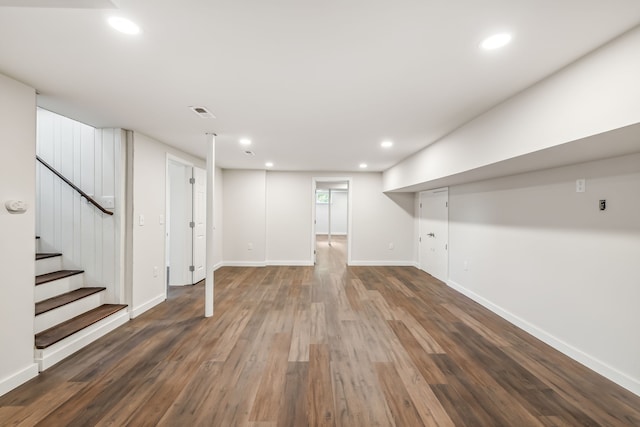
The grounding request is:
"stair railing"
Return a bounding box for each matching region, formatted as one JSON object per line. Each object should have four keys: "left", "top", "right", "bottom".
{"left": 36, "top": 155, "right": 114, "bottom": 216}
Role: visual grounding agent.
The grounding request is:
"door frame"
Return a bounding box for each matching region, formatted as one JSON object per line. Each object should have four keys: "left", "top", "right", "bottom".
{"left": 418, "top": 187, "right": 449, "bottom": 282}
{"left": 165, "top": 154, "right": 195, "bottom": 294}
{"left": 311, "top": 177, "right": 352, "bottom": 265}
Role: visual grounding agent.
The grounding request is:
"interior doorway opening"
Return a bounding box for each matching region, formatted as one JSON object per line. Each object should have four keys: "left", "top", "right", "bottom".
{"left": 312, "top": 178, "right": 352, "bottom": 267}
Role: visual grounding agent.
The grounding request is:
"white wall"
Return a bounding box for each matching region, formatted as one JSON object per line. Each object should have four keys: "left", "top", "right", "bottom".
{"left": 447, "top": 153, "right": 640, "bottom": 395}
{"left": 129, "top": 132, "right": 205, "bottom": 317}
{"left": 384, "top": 25, "right": 640, "bottom": 192}
{"left": 265, "top": 172, "right": 314, "bottom": 265}
{"left": 0, "top": 73, "right": 39, "bottom": 396}
{"left": 224, "top": 170, "right": 414, "bottom": 266}
{"left": 36, "top": 109, "right": 124, "bottom": 302}
{"left": 315, "top": 190, "right": 348, "bottom": 235}
{"left": 350, "top": 173, "right": 414, "bottom": 265}
{"left": 223, "top": 169, "right": 267, "bottom": 265}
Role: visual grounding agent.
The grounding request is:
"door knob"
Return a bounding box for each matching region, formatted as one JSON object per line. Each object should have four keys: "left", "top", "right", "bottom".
{"left": 427, "top": 233, "right": 435, "bottom": 237}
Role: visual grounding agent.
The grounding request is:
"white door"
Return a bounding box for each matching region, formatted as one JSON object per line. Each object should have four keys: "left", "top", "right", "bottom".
{"left": 419, "top": 188, "right": 449, "bottom": 282}
{"left": 192, "top": 166, "right": 207, "bottom": 283}
{"left": 168, "top": 160, "right": 193, "bottom": 286}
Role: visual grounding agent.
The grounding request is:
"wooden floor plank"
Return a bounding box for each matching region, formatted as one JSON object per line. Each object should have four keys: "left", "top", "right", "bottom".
{"left": 3, "top": 235, "right": 640, "bottom": 426}
{"left": 375, "top": 362, "right": 424, "bottom": 427}
{"left": 308, "top": 343, "right": 336, "bottom": 427}
{"left": 276, "top": 362, "right": 308, "bottom": 427}
{"left": 250, "top": 332, "right": 293, "bottom": 422}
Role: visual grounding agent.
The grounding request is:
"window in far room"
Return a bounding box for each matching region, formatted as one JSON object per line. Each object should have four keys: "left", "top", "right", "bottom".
{"left": 316, "top": 190, "right": 330, "bottom": 204}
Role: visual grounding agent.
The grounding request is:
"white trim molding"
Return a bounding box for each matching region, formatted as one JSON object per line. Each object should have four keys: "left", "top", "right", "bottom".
{"left": 223, "top": 261, "right": 267, "bottom": 268}
{"left": 266, "top": 260, "right": 314, "bottom": 266}
{"left": 348, "top": 260, "right": 417, "bottom": 267}
{"left": 130, "top": 294, "right": 166, "bottom": 319}
{"left": 0, "top": 363, "right": 39, "bottom": 397}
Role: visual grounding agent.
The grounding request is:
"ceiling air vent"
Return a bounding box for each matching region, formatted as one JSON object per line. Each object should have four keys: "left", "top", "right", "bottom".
{"left": 189, "top": 106, "right": 216, "bottom": 119}
{"left": 244, "top": 150, "right": 255, "bottom": 156}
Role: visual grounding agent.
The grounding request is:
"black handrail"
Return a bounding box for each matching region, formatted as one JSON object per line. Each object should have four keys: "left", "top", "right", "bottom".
{"left": 36, "top": 156, "right": 114, "bottom": 216}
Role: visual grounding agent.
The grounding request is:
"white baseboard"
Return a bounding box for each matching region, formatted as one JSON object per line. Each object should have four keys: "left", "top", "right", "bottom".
{"left": 213, "top": 261, "right": 224, "bottom": 271}
{"left": 266, "top": 260, "right": 314, "bottom": 266}
{"left": 130, "top": 294, "right": 166, "bottom": 318}
{"left": 222, "top": 261, "right": 267, "bottom": 267}
{"left": 348, "top": 260, "right": 417, "bottom": 267}
{"left": 0, "top": 363, "right": 39, "bottom": 397}
{"left": 35, "top": 309, "right": 129, "bottom": 371}
{"left": 447, "top": 279, "right": 640, "bottom": 397}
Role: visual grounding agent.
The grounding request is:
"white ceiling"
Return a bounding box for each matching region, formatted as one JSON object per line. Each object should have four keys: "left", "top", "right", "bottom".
{"left": 1, "top": 1, "right": 639, "bottom": 172}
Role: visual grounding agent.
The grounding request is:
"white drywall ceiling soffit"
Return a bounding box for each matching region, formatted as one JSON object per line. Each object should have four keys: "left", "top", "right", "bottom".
{"left": 4, "top": 2, "right": 640, "bottom": 171}
{"left": 0, "top": 0, "right": 117, "bottom": 7}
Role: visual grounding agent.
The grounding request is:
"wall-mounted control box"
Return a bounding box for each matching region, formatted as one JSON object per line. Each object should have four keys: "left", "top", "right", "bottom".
{"left": 599, "top": 200, "right": 606, "bottom": 211}
{"left": 5, "top": 200, "right": 28, "bottom": 214}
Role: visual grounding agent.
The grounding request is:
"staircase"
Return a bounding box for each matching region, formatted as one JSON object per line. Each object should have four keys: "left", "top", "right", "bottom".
{"left": 34, "top": 237, "right": 128, "bottom": 371}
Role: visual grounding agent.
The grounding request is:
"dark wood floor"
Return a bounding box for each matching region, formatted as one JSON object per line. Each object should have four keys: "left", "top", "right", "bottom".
{"left": 2, "top": 235, "right": 639, "bottom": 426}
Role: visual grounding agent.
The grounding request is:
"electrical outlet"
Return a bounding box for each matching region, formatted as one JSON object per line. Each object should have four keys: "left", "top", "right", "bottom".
{"left": 576, "top": 179, "right": 586, "bottom": 193}
{"left": 153, "top": 266, "right": 158, "bottom": 277}
{"left": 388, "top": 243, "right": 394, "bottom": 250}
{"left": 463, "top": 260, "right": 469, "bottom": 271}
{"left": 139, "top": 214, "right": 145, "bottom": 226}
{"left": 248, "top": 242, "right": 253, "bottom": 251}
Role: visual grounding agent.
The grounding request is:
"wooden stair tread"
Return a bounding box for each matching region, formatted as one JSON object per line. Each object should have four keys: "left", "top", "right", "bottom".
{"left": 36, "top": 252, "right": 62, "bottom": 260}
{"left": 35, "top": 287, "right": 106, "bottom": 315}
{"left": 36, "top": 270, "right": 83, "bottom": 285}
{"left": 35, "top": 304, "right": 128, "bottom": 349}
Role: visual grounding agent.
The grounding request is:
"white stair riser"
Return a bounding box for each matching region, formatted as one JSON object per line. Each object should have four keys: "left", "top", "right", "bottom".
{"left": 35, "top": 309, "right": 129, "bottom": 371}
{"left": 35, "top": 256, "right": 63, "bottom": 276}
{"left": 35, "top": 291, "right": 105, "bottom": 334}
{"left": 35, "top": 274, "right": 84, "bottom": 303}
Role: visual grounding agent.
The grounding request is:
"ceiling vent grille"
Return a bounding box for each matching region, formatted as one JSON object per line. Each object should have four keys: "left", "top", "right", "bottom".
{"left": 189, "top": 106, "right": 216, "bottom": 119}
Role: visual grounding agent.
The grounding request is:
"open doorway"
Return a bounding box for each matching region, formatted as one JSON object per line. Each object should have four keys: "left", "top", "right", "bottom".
{"left": 312, "top": 178, "right": 352, "bottom": 267}
{"left": 166, "top": 156, "right": 207, "bottom": 290}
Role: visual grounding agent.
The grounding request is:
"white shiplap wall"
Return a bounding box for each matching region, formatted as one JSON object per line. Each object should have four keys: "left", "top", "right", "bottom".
{"left": 36, "top": 108, "right": 124, "bottom": 303}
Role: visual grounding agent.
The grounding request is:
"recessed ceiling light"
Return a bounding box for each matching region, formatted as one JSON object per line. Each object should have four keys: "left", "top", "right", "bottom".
{"left": 480, "top": 33, "right": 512, "bottom": 50}
{"left": 359, "top": 163, "right": 368, "bottom": 169}
{"left": 240, "top": 138, "right": 252, "bottom": 146}
{"left": 107, "top": 16, "right": 141, "bottom": 35}
{"left": 265, "top": 162, "right": 274, "bottom": 168}
{"left": 381, "top": 140, "right": 393, "bottom": 148}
